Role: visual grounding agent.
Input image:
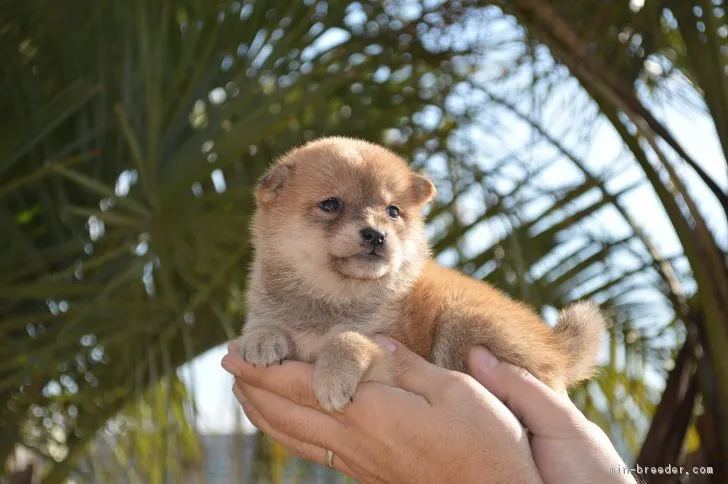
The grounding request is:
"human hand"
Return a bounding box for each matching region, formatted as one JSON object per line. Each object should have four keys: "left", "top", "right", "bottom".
{"left": 467, "top": 345, "right": 636, "bottom": 484}
{"left": 221, "top": 337, "right": 543, "bottom": 484}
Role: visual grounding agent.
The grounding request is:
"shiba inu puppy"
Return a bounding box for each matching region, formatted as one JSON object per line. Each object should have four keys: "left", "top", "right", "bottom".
{"left": 235, "top": 136, "right": 605, "bottom": 412}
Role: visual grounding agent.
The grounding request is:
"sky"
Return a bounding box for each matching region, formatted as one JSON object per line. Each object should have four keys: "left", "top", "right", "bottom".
{"left": 176, "top": 11, "right": 728, "bottom": 435}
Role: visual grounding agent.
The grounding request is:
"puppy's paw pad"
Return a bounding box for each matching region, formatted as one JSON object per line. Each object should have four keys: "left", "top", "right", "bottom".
{"left": 312, "top": 367, "right": 360, "bottom": 413}
{"left": 236, "top": 329, "right": 291, "bottom": 367}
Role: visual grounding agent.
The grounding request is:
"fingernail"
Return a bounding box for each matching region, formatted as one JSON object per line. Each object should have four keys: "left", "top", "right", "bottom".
{"left": 228, "top": 341, "right": 239, "bottom": 354}
{"left": 373, "top": 335, "right": 398, "bottom": 354}
{"left": 472, "top": 346, "right": 498, "bottom": 370}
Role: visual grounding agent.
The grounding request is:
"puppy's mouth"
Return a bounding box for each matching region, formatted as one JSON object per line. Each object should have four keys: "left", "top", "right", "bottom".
{"left": 334, "top": 250, "right": 384, "bottom": 263}
{"left": 354, "top": 247, "right": 383, "bottom": 259}
{"left": 330, "top": 249, "right": 390, "bottom": 280}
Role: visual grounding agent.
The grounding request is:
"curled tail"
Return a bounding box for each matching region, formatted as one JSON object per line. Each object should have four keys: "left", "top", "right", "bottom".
{"left": 553, "top": 300, "right": 607, "bottom": 386}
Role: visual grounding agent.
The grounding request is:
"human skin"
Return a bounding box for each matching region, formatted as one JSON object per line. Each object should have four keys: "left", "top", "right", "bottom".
{"left": 221, "top": 336, "right": 636, "bottom": 484}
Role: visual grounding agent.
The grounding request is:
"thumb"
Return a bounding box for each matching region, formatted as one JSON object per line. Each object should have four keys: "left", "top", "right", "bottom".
{"left": 221, "top": 345, "right": 247, "bottom": 377}
{"left": 467, "top": 346, "right": 586, "bottom": 437}
{"left": 372, "top": 335, "right": 451, "bottom": 402}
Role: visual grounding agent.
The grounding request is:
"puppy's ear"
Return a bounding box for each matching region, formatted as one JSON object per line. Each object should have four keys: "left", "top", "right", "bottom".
{"left": 256, "top": 162, "right": 294, "bottom": 205}
{"left": 410, "top": 173, "right": 436, "bottom": 205}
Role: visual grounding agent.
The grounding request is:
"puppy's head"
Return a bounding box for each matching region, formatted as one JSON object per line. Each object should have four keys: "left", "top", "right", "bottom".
{"left": 252, "top": 136, "right": 435, "bottom": 301}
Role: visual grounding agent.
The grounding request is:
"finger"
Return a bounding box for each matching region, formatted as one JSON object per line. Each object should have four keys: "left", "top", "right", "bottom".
{"left": 233, "top": 385, "right": 356, "bottom": 477}
{"left": 236, "top": 379, "right": 346, "bottom": 450}
{"left": 338, "top": 379, "right": 432, "bottom": 436}
{"left": 372, "top": 335, "right": 451, "bottom": 402}
{"left": 221, "top": 350, "right": 248, "bottom": 376}
{"left": 467, "top": 346, "right": 588, "bottom": 437}
{"left": 222, "top": 351, "right": 323, "bottom": 410}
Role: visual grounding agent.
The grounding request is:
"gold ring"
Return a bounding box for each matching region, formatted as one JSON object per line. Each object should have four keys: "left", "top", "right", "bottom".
{"left": 325, "top": 449, "right": 335, "bottom": 469}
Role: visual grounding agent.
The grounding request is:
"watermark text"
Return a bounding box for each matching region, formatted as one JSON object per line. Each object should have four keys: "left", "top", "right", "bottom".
{"left": 610, "top": 464, "right": 714, "bottom": 476}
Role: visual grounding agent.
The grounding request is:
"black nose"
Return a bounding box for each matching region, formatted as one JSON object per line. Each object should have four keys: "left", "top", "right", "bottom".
{"left": 360, "top": 227, "right": 386, "bottom": 247}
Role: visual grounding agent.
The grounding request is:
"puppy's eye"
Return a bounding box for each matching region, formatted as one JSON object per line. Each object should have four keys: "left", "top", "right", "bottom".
{"left": 319, "top": 198, "right": 342, "bottom": 213}
{"left": 386, "top": 205, "right": 400, "bottom": 219}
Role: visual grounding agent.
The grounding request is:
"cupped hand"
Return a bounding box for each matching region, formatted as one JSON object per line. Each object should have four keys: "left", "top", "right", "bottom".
{"left": 466, "top": 346, "right": 636, "bottom": 484}
{"left": 221, "top": 337, "right": 542, "bottom": 484}
{"left": 221, "top": 336, "right": 635, "bottom": 484}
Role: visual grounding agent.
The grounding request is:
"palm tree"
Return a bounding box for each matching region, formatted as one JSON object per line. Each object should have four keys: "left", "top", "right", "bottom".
{"left": 2, "top": 0, "right": 726, "bottom": 482}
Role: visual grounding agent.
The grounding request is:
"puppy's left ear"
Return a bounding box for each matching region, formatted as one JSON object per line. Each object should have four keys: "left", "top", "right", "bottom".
{"left": 256, "top": 162, "right": 294, "bottom": 205}
{"left": 410, "top": 173, "right": 436, "bottom": 206}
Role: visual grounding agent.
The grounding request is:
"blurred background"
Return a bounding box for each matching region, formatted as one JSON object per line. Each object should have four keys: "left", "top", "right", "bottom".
{"left": 1, "top": 0, "right": 727, "bottom": 482}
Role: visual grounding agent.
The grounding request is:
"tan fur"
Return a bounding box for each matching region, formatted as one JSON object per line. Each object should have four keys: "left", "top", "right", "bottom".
{"left": 236, "top": 136, "right": 606, "bottom": 411}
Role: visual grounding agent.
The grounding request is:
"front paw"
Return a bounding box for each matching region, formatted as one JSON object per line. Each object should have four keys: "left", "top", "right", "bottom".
{"left": 312, "top": 363, "right": 361, "bottom": 413}
{"left": 236, "top": 328, "right": 291, "bottom": 367}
